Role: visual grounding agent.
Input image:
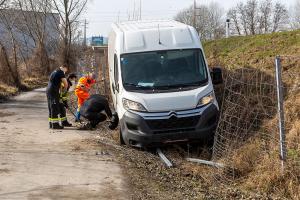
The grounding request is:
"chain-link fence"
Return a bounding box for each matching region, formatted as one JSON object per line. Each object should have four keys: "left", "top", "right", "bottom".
{"left": 211, "top": 56, "right": 300, "bottom": 197}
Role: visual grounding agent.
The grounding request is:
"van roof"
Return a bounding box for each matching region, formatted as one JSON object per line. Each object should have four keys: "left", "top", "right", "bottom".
{"left": 111, "top": 20, "right": 201, "bottom": 54}
{"left": 115, "top": 20, "right": 188, "bottom": 32}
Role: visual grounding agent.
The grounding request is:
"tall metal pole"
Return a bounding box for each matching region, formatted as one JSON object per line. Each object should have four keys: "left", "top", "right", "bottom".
{"left": 83, "top": 19, "right": 87, "bottom": 47}
{"left": 275, "top": 56, "right": 287, "bottom": 173}
{"left": 117, "top": 11, "right": 120, "bottom": 23}
{"left": 226, "top": 19, "right": 230, "bottom": 38}
{"left": 133, "top": 0, "right": 136, "bottom": 20}
{"left": 193, "top": 0, "right": 196, "bottom": 28}
{"left": 139, "top": 0, "right": 142, "bottom": 20}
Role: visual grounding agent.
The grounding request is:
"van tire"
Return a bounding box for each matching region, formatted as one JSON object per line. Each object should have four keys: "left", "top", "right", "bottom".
{"left": 119, "top": 130, "right": 125, "bottom": 145}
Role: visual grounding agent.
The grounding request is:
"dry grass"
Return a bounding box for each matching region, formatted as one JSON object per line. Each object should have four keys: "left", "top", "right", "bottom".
{"left": 0, "top": 77, "right": 47, "bottom": 100}
{"left": 0, "top": 82, "right": 18, "bottom": 100}
{"left": 22, "top": 77, "right": 48, "bottom": 90}
{"left": 231, "top": 139, "right": 262, "bottom": 177}
{"left": 204, "top": 29, "right": 300, "bottom": 199}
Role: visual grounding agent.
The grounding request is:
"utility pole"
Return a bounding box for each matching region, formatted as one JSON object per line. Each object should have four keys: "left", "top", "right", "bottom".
{"left": 83, "top": 19, "right": 88, "bottom": 47}
{"left": 226, "top": 19, "right": 230, "bottom": 38}
{"left": 117, "top": 11, "right": 120, "bottom": 23}
{"left": 139, "top": 0, "right": 142, "bottom": 20}
{"left": 193, "top": 0, "right": 202, "bottom": 32}
{"left": 127, "top": 9, "right": 131, "bottom": 21}
{"left": 193, "top": 0, "right": 196, "bottom": 28}
{"left": 133, "top": 0, "right": 136, "bottom": 20}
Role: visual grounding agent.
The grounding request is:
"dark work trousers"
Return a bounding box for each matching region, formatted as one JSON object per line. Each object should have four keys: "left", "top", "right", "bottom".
{"left": 47, "top": 92, "right": 61, "bottom": 125}
{"left": 84, "top": 112, "right": 107, "bottom": 128}
{"left": 58, "top": 102, "right": 67, "bottom": 123}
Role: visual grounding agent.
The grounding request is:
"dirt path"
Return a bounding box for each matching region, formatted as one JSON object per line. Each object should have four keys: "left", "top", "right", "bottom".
{"left": 0, "top": 88, "right": 129, "bottom": 200}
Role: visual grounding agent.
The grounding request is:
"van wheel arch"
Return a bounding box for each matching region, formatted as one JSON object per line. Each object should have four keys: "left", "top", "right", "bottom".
{"left": 119, "top": 130, "right": 126, "bottom": 145}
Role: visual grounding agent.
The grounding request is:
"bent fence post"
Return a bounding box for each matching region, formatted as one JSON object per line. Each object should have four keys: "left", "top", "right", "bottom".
{"left": 275, "top": 56, "right": 287, "bottom": 172}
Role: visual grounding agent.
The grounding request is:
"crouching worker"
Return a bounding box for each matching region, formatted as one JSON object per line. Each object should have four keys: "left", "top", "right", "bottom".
{"left": 78, "top": 94, "right": 119, "bottom": 130}
{"left": 58, "top": 73, "right": 77, "bottom": 127}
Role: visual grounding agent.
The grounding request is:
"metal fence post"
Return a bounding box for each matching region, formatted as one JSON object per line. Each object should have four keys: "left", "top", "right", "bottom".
{"left": 275, "top": 56, "right": 287, "bottom": 172}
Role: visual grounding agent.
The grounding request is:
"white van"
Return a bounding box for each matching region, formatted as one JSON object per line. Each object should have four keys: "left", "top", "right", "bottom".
{"left": 108, "top": 20, "right": 222, "bottom": 147}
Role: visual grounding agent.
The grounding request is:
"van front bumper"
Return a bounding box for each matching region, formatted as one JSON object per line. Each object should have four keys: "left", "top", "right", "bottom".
{"left": 120, "top": 104, "right": 219, "bottom": 148}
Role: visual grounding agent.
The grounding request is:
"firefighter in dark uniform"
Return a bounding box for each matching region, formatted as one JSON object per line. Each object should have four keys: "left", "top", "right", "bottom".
{"left": 58, "top": 73, "right": 77, "bottom": 127}
{"left": 79, "top": 94, "right": 119, "bottom": 130}
{"left": 46, "top": 65, "right": 69, "bottom": 129}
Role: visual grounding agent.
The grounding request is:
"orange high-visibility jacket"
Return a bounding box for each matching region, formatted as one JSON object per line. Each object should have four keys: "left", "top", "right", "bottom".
{"left": 75, "top": 77, "right": 96, "bottom": 108}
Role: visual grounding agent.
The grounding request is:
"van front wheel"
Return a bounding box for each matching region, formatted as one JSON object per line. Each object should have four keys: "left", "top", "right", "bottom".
{"left": 119, "top": 130, "right": 125, "bottom": 145}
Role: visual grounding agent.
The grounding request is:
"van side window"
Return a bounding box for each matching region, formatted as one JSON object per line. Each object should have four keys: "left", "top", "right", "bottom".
{"left": 114, "top": 54, "right": 119, "bottom": 86}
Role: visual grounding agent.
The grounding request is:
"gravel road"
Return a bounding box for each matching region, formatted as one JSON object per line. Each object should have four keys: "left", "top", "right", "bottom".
{"left": 0, "top": 88, "right": 129, "bottom": 200}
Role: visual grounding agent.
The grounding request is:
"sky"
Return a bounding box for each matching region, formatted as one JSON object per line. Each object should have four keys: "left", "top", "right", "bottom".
{"left": 82, "top": 0, "right": 296, "bottom": 37}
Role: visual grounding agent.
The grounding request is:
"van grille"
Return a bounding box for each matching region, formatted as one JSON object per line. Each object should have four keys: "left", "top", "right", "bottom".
{"left": 146, "top": 115, "right": 200, "bottom": 131}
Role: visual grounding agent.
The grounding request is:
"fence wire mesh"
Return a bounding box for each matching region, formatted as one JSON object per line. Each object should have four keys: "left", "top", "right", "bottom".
{"left": 212, "top": 56, "right": 300, "bottom": 186}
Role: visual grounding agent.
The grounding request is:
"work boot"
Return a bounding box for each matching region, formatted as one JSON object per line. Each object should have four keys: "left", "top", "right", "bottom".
{"left": 108, "top": 113, "right": 119, "bottom": 130}
{"left": 52, "top": 123, "right": 64, "bottom": 129}
{"left": 62, "top": 121, "right": 72, "bottom": 127}
{"left": 77, "top": 122, "right": 93, "bottom": 130}
{"left": 49, "top": 122, "right": 53, "bottom": 129}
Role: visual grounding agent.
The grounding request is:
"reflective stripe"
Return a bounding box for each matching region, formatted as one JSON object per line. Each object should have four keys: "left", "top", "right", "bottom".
{"left": 60, "top": 117, "right": 67, "bottom": 122}
{"left": 49, "top": 117, "right": 67, "bottom": 122}
{"left": 49, "top": 118, "right": 60, "bottom": 123}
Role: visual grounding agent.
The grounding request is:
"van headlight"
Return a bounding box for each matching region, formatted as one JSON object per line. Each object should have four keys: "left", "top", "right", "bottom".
{"left": 123, "top": 98, "right": 147, "bottom": 112}
{"left": 197, "top": 92, "right": 215, "bottom": 107}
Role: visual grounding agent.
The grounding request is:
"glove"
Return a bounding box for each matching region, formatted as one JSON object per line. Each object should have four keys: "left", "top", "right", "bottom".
{"left": 63, "top": 101, "right": 69, "bottom": 109}
{"left": 108, "top": 113, "right": 119, "bottom": 130}
{"left": 108, "top": 122, "right": 118, "bottom": 130}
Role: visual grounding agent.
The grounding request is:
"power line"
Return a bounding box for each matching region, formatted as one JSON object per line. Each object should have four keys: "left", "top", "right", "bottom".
{"left": 87, "top": 10, "right": 179, "bottom": 14}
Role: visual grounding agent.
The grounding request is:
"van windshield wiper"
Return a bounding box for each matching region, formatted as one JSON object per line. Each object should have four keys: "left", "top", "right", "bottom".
{"left": 124, "top": 83, "right": 155, "bottom": 90}
{"left": 174, "top": 82, "right": 206, "bottom": 88}
{"left": 156, "top": 81, "right": 207, "bottom": 90}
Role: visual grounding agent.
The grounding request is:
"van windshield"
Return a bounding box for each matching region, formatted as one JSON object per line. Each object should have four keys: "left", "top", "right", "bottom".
{"left": 120, "top": 49, "right": 208, "bottom": 92}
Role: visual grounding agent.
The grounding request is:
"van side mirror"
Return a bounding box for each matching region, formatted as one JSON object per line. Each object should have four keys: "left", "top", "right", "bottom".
{"left": 211, "top": 67, "right": 223, "bottom": 85}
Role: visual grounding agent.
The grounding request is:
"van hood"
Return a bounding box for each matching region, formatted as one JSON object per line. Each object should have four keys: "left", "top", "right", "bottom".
{"left": 124, "top": 85, "right": 213, "bottom": 112}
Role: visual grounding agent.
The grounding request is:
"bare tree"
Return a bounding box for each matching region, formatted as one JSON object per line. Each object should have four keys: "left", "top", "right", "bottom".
{"left": 207, "top": 2, "right": 225, "bottom": 39}
{"left": 0, "top": 9, "right": 22, "bottom": 88}
{"left": 195, "top": 5, "right": 211, "bottom": 39}
{"left": 175, "top": 5, "right": 210, "bottom": 39}
{"left": 14, "top": 0, "right": 56, "bottom": 75}
{"left": 237, "top": 3, "right": 249, "bottom": 35}
{"left": 296, "top": 1, "right": 300, "bottom": 26}
{"left": 52, "top": 0, "right": 87, "bottom": 68}
{"left": 290, "top": 0, "right": 300, "bottom": 29}
{"left": 272, "top": 2, "right": 288, "bottom": 32}
{"left": 174, "top": 7, "right": 193, "bottom": 26}
{"left": 227, "top": 0, "right": 289, "bottom": 36}
{"left": 175, "top": 2, "right": 224, "bottom": 40}
{"left": 0, "top": 0, "right": 7, "bottom": 7}
{"left": 227, "top": 8, "right": 241, "bottom": 35}
{"left": 245, "top": 0, "right": 259, "bottom": 35}
{"left": 258, "top": 0, "right": 272, "bottom": 33}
